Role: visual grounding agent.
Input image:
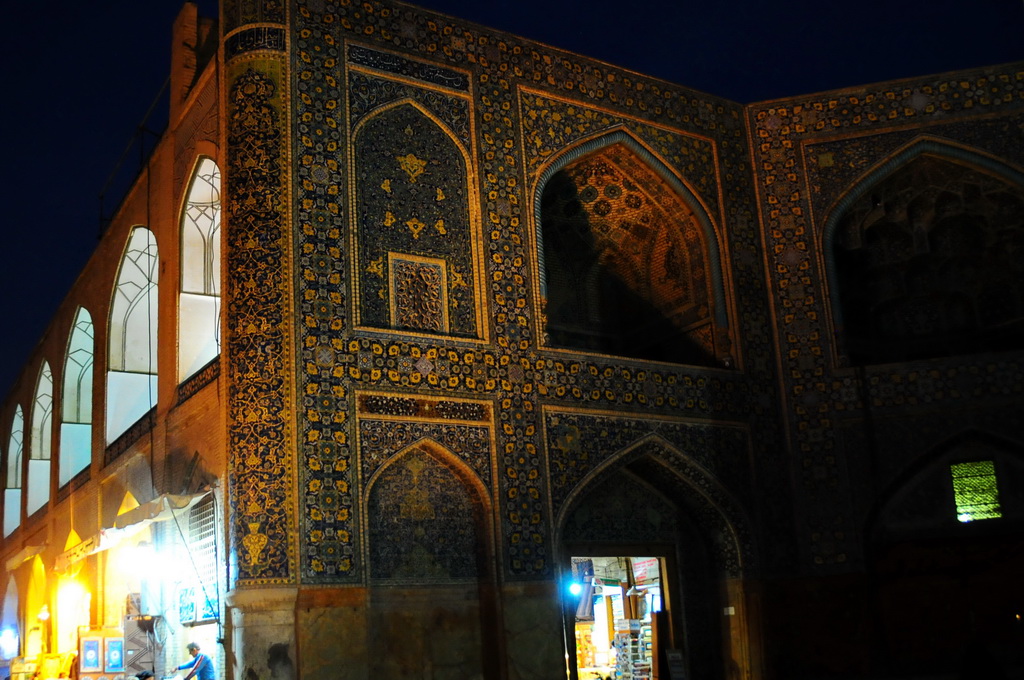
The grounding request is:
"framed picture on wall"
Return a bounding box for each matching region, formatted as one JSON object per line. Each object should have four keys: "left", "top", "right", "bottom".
{"left": 105, "top": 637, "right": 125, "bottom": 673}
{"left": 81, "top": 637, "right": 102, "bottom": 672}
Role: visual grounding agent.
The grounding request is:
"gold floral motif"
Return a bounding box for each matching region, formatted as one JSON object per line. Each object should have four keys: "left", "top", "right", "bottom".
{"left": 405, "top": 217, "right": 427, "bottom": 239}
{"left": 383, "top": 211, "right": 396, "bottom": 227}
{"left": 366, "top": 257, "right": 384, "bottom": 277}
{"left": 381, "top": 178, "right": 392, "bottom": 193}
{"left": 242, "top": 523, "right": 268, "bottom": 565}
{"left": 434, "top": 218, "right": 447, "bottom": 235}
{"left": 393, "top": 258, "right": 444, "bottom": 332}
{"left": 396, "top": 153, "right": 428, "bottom": 182}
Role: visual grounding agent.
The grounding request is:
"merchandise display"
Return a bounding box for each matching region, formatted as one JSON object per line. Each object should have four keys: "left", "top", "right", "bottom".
{"left": 569, "top": 556, "right": 664, "bottom": 680}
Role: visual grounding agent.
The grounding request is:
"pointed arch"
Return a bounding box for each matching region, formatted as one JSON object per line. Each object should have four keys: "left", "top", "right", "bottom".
{"left": 106, "top": 227, "right": 159, "bottom": 444}
{"left": 555, "top": 433, "right": 753, "bottom": 575}
{"left": 534, "top": 129, "right": 729, "bottom": 365}
{"left": 179, "top": 156, "right": 222, "bottom": 383}
{"left": 555, "top": 433, "right": 757, "bottom": 680}
{"left": 363, "top": 437, "right": 497, "bottom": 678}
{"left": 60, "top": 307, "right": 94, "bottom": 486}
{"left": 864, "top": 429, "right": 1024, "bottom": 547}
{"left": 823, "top": 137, "right": 1024, "bottom": 364}
{"left": 352, "top": 99, "right": 483, "bottom": 339}
{"left": 862, "top": 429, "right": 1024, "bottom": 673}
{"left": 26, "top": 362, "right": 53, "bottom": 515}
{"left": 3, "top": 405, "right": 24, "bottom": 537}
{"left": 364, "top": 437, "right": 492, "bottom": 582}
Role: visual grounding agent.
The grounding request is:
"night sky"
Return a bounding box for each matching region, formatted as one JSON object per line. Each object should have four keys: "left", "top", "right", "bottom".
{"left": 0, "top": 0, "right": 1022, "bottom": 399}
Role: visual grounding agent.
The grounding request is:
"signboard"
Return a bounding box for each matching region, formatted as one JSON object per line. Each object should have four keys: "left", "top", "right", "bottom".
{"left": 632, "top": 558, "right": 659, "bottom": 584}
{"left": 664, "top": 650, "right": 686, "bottom": 680}
{"left": 54, "top": 536, "right": 98, "bottom": 573}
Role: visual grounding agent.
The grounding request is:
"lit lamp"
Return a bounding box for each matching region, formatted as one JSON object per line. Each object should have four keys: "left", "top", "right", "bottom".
{"left": 37, "top": 605, "right": 50, "bottom": 653}
{"left": 0, "top": 627, "right": 18, "bottom": 660}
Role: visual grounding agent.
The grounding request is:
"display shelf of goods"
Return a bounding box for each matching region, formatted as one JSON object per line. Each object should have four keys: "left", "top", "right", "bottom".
{"left": 613, "top": 626, "right": 651, "bottom": 680}
{"left": 576, "top": 623, "right": 597, "bottom": 669}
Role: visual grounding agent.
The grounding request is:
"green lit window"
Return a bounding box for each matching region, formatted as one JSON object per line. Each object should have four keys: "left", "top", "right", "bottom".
{"left": 950, "top": 460, "right": 1001, "bottom": 523}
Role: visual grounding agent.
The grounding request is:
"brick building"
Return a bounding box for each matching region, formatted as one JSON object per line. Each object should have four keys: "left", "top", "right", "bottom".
{"left": 1, "top": 2, "right": 1022, "bottom": 679}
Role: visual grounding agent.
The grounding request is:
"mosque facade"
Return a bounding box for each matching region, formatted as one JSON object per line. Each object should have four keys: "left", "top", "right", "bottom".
{"left": 0, "top": 1, "right": 1022, "bottom": 679}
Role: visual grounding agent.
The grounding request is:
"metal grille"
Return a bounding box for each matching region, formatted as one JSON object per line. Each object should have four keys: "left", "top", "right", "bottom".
{"left": 951, "top": 460, "right": 1002, "bottom": 523}
{"left": 187, "top": 495, "right": 218, "bottom": 621}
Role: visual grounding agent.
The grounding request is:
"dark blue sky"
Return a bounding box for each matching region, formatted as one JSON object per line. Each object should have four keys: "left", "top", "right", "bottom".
{"left": 0, "top": 0, "right": 1022, "bottom": 399}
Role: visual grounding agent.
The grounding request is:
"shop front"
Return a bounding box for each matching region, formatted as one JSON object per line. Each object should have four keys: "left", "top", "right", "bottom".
{"left": 556, "top": 443, "right": 760, "bottom": 680}
{"left": 1, "top": 490, "right": 221, "bottom": 680}
{"left": 568, "top": 555, "right": 666, "bottom": 680}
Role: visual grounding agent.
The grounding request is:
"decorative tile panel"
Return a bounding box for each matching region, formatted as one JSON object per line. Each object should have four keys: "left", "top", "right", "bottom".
{"left": 292, "top": 0, "right": 787, "bottom": 581}
{"left": 225, "top": 61, "right": 295, "bottom": 584}
{"left": 749, "top": 65, "right": 1024, "bottom": 569}
{"left": 352, "top": 100, "right": 481, "bottom": 338}
{"left": 389, "top": 254, "right": 447, "bottom": 333}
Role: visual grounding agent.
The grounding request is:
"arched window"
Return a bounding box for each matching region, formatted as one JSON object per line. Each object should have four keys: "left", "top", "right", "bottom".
{"left": 60, "top": 308, "right": 93, "bottom": 485}
{"left": 3, "top": 406, "right": 24, "bottom": 537}
{"left": 538, "top": 140, "right": 722, "bottom": 365}
{"left": 106, "top": 227, "right": 159, "bottom": 444}
{"left": 26, "top": 362, "right": 52, "bottom": 515}
{"left": 829, "top": 147, "right": 1024, "bottom": 364}
{"left": 179, "top": 158, "right": 222, "bottom": 382}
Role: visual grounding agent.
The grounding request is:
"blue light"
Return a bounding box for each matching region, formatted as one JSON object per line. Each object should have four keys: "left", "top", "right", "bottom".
{"left": 568, "top": 582, "right": 583, "bottom": 596}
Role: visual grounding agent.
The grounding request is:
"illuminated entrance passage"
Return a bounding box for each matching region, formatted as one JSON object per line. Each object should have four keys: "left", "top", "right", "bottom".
{"left": 568, "top": 555, "right": 667, "bottom": 680}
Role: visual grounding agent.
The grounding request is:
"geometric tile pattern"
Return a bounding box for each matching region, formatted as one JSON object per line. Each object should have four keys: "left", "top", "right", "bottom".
{"left": 353, "top": 101, "right": 479, "bottom": 336}
{"left": 749, "top": 67, "right": 1024, "bottom": 568}
{"left": 291, "top": 0, "right": 787, "bottom": 582}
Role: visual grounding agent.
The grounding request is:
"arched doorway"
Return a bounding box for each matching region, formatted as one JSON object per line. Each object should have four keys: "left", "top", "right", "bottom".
{"left": 864, "top": 431, "right": 1024, "bottom": 677}
{"left": 0, "top": 579, "right": 21, "bottom": 676}
{"left": 555, "top": 439, "right": 757, "bottom": 680}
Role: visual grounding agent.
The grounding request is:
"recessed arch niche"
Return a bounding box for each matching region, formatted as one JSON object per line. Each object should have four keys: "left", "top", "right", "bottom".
{"left": 825, "top": 140, "right": 1024, "bottom": 364}
{"left": 352, "top": 100, "right": 481, "bottom": 339}
{"left": 556, "top": 436, "right": 755, "bottom": 680}
{"left": 364, "top": 440, "right": 497, "bottom": 679}
{"left": 535, "top": 132, "right": 729, "bottom": 366}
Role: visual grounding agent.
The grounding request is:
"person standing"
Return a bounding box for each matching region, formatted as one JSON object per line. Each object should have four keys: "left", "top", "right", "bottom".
{"left": 176, "top": 642, "right": 215, "bottom": 680}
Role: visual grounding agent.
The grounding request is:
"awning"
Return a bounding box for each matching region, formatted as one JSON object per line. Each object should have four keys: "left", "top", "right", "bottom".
{"left": 54, "top": 489, "right": 212, "bottom": 572}
{"left": 4, "top": 544, "right": 45, "bottom": 572}
{"left": 114, "top": 489, "right": 211, "bottom": 530}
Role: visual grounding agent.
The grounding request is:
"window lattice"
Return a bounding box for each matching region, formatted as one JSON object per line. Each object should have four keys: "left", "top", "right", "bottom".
{"left": 30, "top": 363, "right": 53, "bottom": 461}
{"left": 950, "top": 460, "right": 1002, "bottom": 522}
{"left": 63, "top": 308, "right": 94, "bottom": 424}
{"left": 60, "top": 309, "right": 94, "bottom": 485}
{"left": 181, "top": 159, "right": 221, "bottom": 296}
{"left": 110, "top": 228, "right": 159, "bottom": 373}
{"left": 6, "top": 406, "right": 24, "bottom": 488}
{"left": 179, "top": 158, "right": 222, "bottom": 382}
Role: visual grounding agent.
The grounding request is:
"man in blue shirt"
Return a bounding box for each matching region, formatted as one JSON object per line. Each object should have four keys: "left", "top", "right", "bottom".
{"left": 176, "top": 642, "right": 215, "bottom": 680}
